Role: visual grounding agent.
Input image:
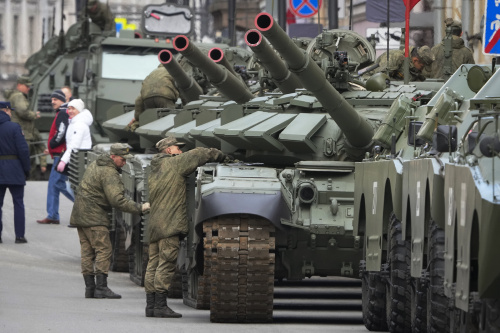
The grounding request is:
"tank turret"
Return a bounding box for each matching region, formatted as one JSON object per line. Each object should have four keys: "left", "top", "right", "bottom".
{"left": 255, "top": 12, "right": 374, "bottom": 149}
{"left": 244, "top": 29, "right": 302, "bottom": 94}
{"left": 173, "top": 35, "right": 254, "bottom": 104}
{"left": 158, "top": 49, "right": 204, "bottom": 103}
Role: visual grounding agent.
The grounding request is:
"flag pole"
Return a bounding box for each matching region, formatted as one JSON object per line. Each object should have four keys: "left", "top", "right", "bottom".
{"left": 404, "top": 0, "right": 411, "bottom": 84}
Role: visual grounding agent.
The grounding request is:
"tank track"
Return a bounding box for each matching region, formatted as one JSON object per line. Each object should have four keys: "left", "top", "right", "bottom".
{"left": 205, "top": 214, "right": 275, "bottom": 323}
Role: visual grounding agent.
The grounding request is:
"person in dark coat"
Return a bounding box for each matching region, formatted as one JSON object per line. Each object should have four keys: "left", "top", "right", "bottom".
{"left": 0, "top": 102, "right": 31, "bottom": 244}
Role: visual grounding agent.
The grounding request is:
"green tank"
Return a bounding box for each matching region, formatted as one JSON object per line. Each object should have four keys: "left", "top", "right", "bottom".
{"left": 353, "top": 63, "right": 497, "bottom": 332}
{"left": 170, "top": 13, "right": 444, "bottom": 323}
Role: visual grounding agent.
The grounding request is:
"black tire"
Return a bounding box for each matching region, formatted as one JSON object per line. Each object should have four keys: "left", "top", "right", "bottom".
{"left": 361, "top": 265, "right": 389, "bottom": 331}
{"left": 128, "top": 221, "right": 148, "bottom": 286}
{"left": 427, "top": 220, "right": 450, "bottom": 332}
{"left": 480, "top": 299, "right": 500, "bottom": 333}
{"left": 110, "top": 214, "right": 129, "bottom": 272}
{"left": 167, "top": 267, "right": 183, "bottom": 299}
{"left": 386, "top": 212, "right": 411, "bottom": 332}
{"left": 411, "top": 277, "right": 427, "bottom": 333}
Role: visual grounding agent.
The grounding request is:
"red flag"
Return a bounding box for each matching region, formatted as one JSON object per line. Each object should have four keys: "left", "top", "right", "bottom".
{"left": 403, "top": 0, "right": 421, "bottom": 57}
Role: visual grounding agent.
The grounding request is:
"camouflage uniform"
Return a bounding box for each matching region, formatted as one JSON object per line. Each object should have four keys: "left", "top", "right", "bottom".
{"left": 33, "top": 128, "right": 47, "bottom": 178}
{"left": 431, "top": 36, "right": 474, "bottom": 79}
{"left": 5, "top": 84, "right": 38, "bottom": 178}
{"left": 363, "top": 46, "right": 434, "bottom": 82}
{"left": 144, "top": 144, "right": 225, "bottom": 293}
{"left": 86, "top": 0, "right": 115, "bottom": 32}
{"left": 70, "top": 153, "right": 142, "bottom": 275}
{"left": 129, "top": 66, "right": 179, "bottom": 131}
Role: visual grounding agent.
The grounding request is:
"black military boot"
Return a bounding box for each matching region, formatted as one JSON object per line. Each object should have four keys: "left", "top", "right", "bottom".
{"left": 154, "top": 292, "right": 182, "bottom": 318}
{"left": 83, "top": 275, "right": 96, "bottom": 298}
{"left": 145, "top": 293, "right": 155, "bottom": 317}
{"left": 94, "top": 274, "right": 121, "bottom": 299}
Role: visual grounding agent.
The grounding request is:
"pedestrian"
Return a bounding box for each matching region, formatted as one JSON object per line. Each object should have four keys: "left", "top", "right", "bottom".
{"left": 85, "top": 0, "right": 115, "bottom": 32}
{"left": 56, "top": 99, "right": 93, "bottom": 176}
{"left": 363, "top": 46, "right": 435, "bottom": 82}
{"left": 0, "top": 102, "right": 30, "bottom": 244}
{"left": 69, "top": 143, "right": 150, "bottom": 299}
{"left": 431, "top": 18, "right": 475, "bottom": 79}
{"left": 144, "top": 136, "right": 229, "bottom": 318}
{"left": 4, "top": 75, "right": 41, "bottom": 179}
{"left": 126, "top": 65, "right": 179, "bottom": 132}
{"left": 37, "top": 89, "right": 74, "bottom": 225}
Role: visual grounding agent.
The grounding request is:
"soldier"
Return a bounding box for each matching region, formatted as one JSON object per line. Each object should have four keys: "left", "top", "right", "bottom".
{"left": 127, "top": 65, "right": 180, "bottom": 132}
{"left": 144, "top": 136, "right": 229, "bottom": 318}
{"left": 69, "top": 143, "right": 150, "bottom": 299}
{"left": 0, "top": 102, "right": 30, "bottom": 244}
{"left": 86, "top": 0, "right": 115, "bottom": 32}
{"left": 363, "top": 46, "right": 435, "bottom": 82}
{"left": 4, "top": 75, "right": 41, "bottom": 179}
{"left": 431, "top": 18, "right": 475, "bottom": 79}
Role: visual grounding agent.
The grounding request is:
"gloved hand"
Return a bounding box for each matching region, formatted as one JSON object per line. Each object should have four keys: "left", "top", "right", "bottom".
{"left": 56, "top": 161, "right": 66, "bottom": 172}
{"left": 223, "top": 154, "right": 235, "bottom": 163}
{"left": 142, "top": 202, "right": 151, "bottom": 213}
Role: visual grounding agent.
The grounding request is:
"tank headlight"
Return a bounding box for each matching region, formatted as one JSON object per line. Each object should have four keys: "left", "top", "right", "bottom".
{"left": 298, "top": 182, "right": 316, "bottom": 204}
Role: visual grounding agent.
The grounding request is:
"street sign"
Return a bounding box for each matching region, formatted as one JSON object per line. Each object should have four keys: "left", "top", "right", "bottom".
{"left": 289, "top": 0, "right": 322, "bottom": 18}
{"left": 484, "top": 0, "right": 500, "bottom": 55}
{"left": 366, "top": 28, "right": 402, "bottom": 50}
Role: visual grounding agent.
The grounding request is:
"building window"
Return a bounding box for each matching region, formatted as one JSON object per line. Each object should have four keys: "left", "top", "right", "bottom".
{"left": 13, "top": 15, "right": 19, "bottom": 58}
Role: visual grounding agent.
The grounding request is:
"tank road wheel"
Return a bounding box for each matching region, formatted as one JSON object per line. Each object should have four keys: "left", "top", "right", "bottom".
{"left": 361, "top": 265, "right": 389, "bottom": 331}
{"left": 209, "top": 214, "right": 275, "bottom": 323}
{"left": 386, "top": 213, "right": 411, "bottom": 332}
{"left": 426, "top": 220, "right": 450, "bottom": 332}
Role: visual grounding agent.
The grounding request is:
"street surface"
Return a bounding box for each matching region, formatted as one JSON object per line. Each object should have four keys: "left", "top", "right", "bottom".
{"left": 0, "top": 181, "right": 367, "bottom": 333}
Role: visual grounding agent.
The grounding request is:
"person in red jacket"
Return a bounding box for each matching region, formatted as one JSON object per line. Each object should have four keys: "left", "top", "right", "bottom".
{"left": 36, "top": 89, "right": 74, "bottom": 225}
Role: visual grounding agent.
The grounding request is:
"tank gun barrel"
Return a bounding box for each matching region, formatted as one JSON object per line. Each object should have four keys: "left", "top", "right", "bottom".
{"left": 208, "top": 47, "right": 240, "bottom": 78}
{"left": 173, "top": 35, "right": 254, "bottom": 104}
{"left": 158, "top": 49, "right": 203, "bottom": 103}
{"left": 245, "top": 29, "right": 303, "bottom": 94}
{"left": 255, "top": 13, "right": 374, "bottom": 148}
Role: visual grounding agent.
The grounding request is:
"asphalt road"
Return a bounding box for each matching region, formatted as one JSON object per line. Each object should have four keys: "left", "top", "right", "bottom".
{"left": 0, "top": 181, "right": 369, "bottom": 333}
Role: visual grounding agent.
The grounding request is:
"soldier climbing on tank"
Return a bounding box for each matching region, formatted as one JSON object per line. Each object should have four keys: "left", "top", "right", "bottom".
{"left": 84, "top": 0, "right": 115, "bottom": 33}
{"left": 144, "top": 137, "right": 230, "bottom": 318}
{"left": 430, "top": 18, "right": 475, "bottom": 79}
{"left": 126, "top": 65, "right": 180, "bottom": 132}
{"left": 363, "top": 45, "right": 435, "bottom": 82}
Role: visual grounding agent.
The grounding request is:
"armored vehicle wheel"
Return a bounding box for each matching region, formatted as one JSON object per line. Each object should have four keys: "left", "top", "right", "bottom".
{"left": 480, "top": 299, "right": 500, "bottom": 332}
{"left": 411, "top": 277, "right": 427, "bottom": 333}
{"left": 208, "top": 214, "right": 275, "bottom": 323}
{"left": 128, "top": 221, "right": 148, "bottom": 286}
{"left": 427, "top": 220, "right": 449, "bottom": 333}
{"left": 361, "top": 265, "right": 389, "bottom": 331}
{"left": 386, "top": 213, "right": 411, "bottom": 332}
{"left": 452, "top": 307, "right": 479, "bottom": 333}
{"left": 110, "top": 215, "right": 129, "bottom": 272}
{"left": 167, "top": 267, "right": 183, "bottom": 299}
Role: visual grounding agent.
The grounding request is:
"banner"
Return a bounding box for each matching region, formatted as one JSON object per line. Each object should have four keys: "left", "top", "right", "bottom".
{"left": 404, "top": 0, "right": 421, "bottom": 57}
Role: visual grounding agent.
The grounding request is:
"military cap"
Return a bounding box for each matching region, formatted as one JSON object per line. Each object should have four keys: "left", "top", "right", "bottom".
{"left": 17, "top": 75, "right": 32, "bottom": 86}
{"left": 444, "top": 18, "right": 462, "bottom": 29}
{"left": 156, "top": 136, "right": 186, "bottom": 151}
{"left": 110, "top": 143, "right": 133, "bottom": 158}
{"left": 416, "top": 46, "right": 434, "bottom": 66}
{"left": 0, "top": 101, "right": 15, "bottom": 110}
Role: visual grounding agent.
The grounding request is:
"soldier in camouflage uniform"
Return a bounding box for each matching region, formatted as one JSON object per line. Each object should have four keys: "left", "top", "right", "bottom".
{"left": 144, "top": 136, "right": 228, "bottom": 318}
{"left": 127, "top": 65, "right": 180, "bottom": 132}
{"left": 363, "top": 46, "right": 435, "bottom": 82}
{"left": 85, "top": 0, "right": 115, "bottom": 32}
{"left": 431, "top": 18, "right": 475, "bottom": 79}
{"left": 70, "top": 143, "right": 150, "bottom": 299}
{"left": 4, "top": 76, "right": 41, "bottom": 179}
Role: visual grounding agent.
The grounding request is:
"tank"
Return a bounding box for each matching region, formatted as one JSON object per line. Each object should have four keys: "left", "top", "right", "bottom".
{"left": 352, "top": 63, "right": 498, "bottom": 332}
{"left": 174, "top": 14, "right": 444, "bottom": 323}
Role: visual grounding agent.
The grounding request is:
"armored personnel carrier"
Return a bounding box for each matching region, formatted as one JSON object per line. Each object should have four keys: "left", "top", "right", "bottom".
{"left": 353, "top": 64, "right": 498, "bottom": 332}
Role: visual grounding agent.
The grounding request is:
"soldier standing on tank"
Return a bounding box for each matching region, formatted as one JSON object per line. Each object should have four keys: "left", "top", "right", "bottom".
{"left": 0, "top": 102, "right": 30, "bottom": 244}
{"left": 126, "top": 65, "right": 180, "bottom": 132}
{"left": 431, "top": 18, "right": 475, "bottom": 79}
{"left": 69, "top": 143, "right": 150, "bottom": 299}
{"left": 144, "top": 137, "right": 229, "bottom": 318}
{"left": 85, "top": 0, "right": 115, "bottom": 32}
{"left": 4, "top": 75, "right": 41, "bottom": 180}
{"left": 363, "top": 46, "right": 435, "bottom": 82}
